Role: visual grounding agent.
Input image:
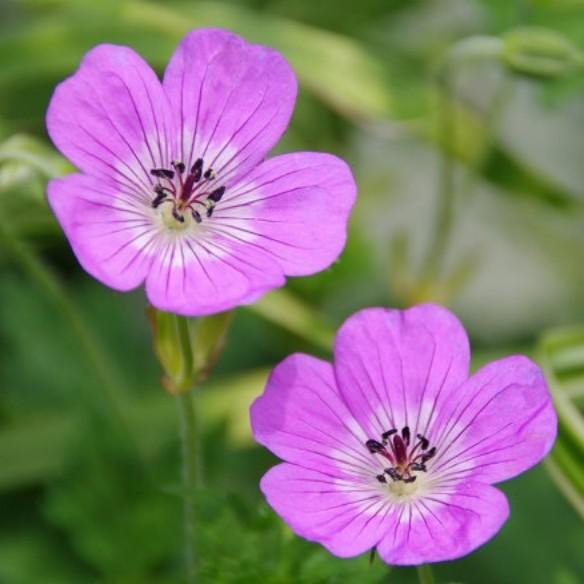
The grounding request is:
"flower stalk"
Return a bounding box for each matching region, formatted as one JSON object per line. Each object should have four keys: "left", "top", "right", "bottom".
{"left": 177, "top": 387, "right": 200, "bottom": 583}
{"left": 416, "top": 564, "right": 435, "bottom": 584}
{"left": 420, "top": 67, "right": 456, "bottom": 283}
{"left": 149, "top": 309, "right": 233, "bottom": 582}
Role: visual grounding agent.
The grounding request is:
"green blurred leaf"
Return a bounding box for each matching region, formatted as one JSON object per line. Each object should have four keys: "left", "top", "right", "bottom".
{"left": 0, "top": 133, "right": 71, "bottom": 183}
{"left": 538, "top": 327, "right": 584, "bottom": 520}
{"left": 247, "top": 288, "right": 335, "bottom": 352}
{"left": 0, "top": 0, "right": 391, "bottom": 124}
{"left": 122, "top": 0, "right": 392, "bottom": 122}
{"left": 0, "top": 369, "right": 268, "bottom": 492}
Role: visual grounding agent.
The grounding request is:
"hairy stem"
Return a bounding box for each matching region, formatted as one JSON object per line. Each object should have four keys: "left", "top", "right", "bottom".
{"left": 172, "top": 313, "right": 203, "bottom": 582}
{"left": 177, "top": 388, "right": 200, "bottom": 583}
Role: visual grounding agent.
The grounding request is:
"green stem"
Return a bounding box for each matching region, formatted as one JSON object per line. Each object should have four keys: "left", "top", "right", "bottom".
{"left": 0, "top": 221, "right": 144, "bottom": 462}
{"left": 421, "top": 49, "right": 513, "bottom": 287}
{"left": 171, "top": 313, "right": 203, "bottom": 583}
{"left": 177, "top": 389, "right": 200, "bottom": 583}
{"left": 416, "top": 564, "right": 436, "bottom": 584}
{"left": 457, "top": 75, "right": 515, "bottom": 202}
{"left": 421, "top": 69, "right": 456, "bottom": 282}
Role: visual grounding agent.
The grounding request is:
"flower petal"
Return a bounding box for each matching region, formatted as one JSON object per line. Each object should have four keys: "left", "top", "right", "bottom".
{"left": 251, "top": 354, "right": 373, "bottom": 479}
{"left": 163, "top": 28, "right": 296, "bottom": 184}
{"left": 377, "top": 482, "right": 509, "bottom": 565}
{"left": 143, "top": 231, "right": 285, "bottom": 316}
{"left": 429, "top": 356, "right": 557, "bottom": 485}
{"left": 211, "top": 152, "right": 356, "bottom": 276}
{"left": 333, "top": 305, "right": 470, "bottom": 443}
{"left": 48, "top": 174, "right": 155, "bottom": 291}
{"left": 47, "top": 44, "right": 175, "bottom": 190}
{"left": 261, "top": 463, "right": 391, "bottom": 557}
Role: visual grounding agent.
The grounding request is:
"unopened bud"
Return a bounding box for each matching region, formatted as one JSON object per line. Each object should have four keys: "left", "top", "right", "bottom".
{"left": 502, "top": 27, "right": 583, "bottom": 79}
{"left": 147, "top": 308, "right": 232, "bottom": 394}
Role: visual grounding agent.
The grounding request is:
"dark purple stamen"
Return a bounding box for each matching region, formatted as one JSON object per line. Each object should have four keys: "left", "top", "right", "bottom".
{"left": 149, "top": 158, "right": 226, "bottom": 223}
{"left": 366, "top": 439, "right": 385, "bottom": 454}
{"left": 366, "top": 426, "right": 436, "bottom": 484}
{"left": 152, "top": 188, "right": 167, "bottom": 208}
{"left": 208, "top": 186, "right": 225, "bottom": 203}
{"left": 416, "top": 434, "right": 429, "bottom": 450}
{"left": 151, "top": 168, "right": 174, "bottom": 179}
{"left": 191, "top": 158, "right": 203, "bottom": 182}
{"left": 172, "top": 161, "right": 186, "bottom": 174}
{"left": 172, "top": 208, "right": 185, "bottom": 223}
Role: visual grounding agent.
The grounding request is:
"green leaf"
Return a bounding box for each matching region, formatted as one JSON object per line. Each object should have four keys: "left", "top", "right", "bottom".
{"left": 122, "top": 0, "right": 392, "bottom": 122}
{"left": 537, "top": 327, "right": 584, "bottom": 519}
{"left": 246, "top": 288, "right": 335, "bottom": 352}
{"left": 0, "top": 369, "right": 268, "bottom": 492}
{"left": 0, "top": 134, "right": 71, "bottom": 185}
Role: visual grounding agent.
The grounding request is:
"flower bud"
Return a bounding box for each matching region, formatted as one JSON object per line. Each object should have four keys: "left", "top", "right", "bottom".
{"left": 147, "top": 308, "right": 232, "bottom": 394}
{"left": 502, "top": 27, "right": 584, "bottom": 79}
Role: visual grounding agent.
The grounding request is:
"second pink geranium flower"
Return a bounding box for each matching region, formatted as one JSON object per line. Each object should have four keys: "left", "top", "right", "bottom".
{"left": 251, "top": 304, "right": 557, "bottom": 564}
{"left": 46, "top": 28, "right": 356, "bottom": 315}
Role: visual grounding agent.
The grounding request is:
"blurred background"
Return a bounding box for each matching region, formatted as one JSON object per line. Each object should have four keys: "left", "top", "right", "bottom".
{"left": 1, "top": 0, "right": 584, "bottom": 582}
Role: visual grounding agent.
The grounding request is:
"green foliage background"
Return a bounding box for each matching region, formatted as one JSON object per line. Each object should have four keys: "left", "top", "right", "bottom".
{"left": 1, "top": 0, "right": 584, "bottom": 582}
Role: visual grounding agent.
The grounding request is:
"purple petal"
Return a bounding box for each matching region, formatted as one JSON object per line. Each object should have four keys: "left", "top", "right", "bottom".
{"left": 48, "top": 174, "right": 155, "bottom": 291}
{"left": 163, "top": 28, "right": 297, "bottom": 184}
{"left": 376, "top": 482, "right": 509, "bottom": 565}
{"left": 261, "top": 463, "right": 391, "bottom": 557}
{"left": 47, "top": 44, "right": 175, "bottom": 190}
{"left": 143, "top": 231, "right": 285, "bottom": 316}
{"left": 333, "top": 305, "right": 470, "bottom": 443}
{"left": 429, "top": 356, "right": 557, "bottom": 485}
{"left": 211, "top": 152, "right": 356, "bottom": 276}
{"left": 251, "top": 354, "right": 372, "bottom": 479}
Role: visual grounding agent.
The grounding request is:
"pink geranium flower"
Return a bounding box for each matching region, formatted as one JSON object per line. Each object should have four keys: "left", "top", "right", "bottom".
{"left": 46, "top": 29, "right": 356, "bottom": 315}
{"left": 251, "top": 305, "right": 557, "bottom": 565}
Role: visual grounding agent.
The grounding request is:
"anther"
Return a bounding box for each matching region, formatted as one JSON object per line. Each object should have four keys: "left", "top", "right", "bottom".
{"left": 208, "top": 186, "right": 226, "bottom": 203}
{"left": 403, "top": 476, "right": 417, "bottom": 484}
{"left": 204, "top": 168, "right": 215, "bottom": 180}
{"left": 172, "top": 161, "right": 186, "bottom": 174}
{"left": 191, "top": 209, "right": 202, "bottom": 224}
{"left": 416, "top": 434, "right": 430, "bottom": 450}
{"left": 401, "top": 426, "right": 411, "bottom": 445}
{"left": 376, "top": 474, "right": 387, "bottom": 484}
{"left": 151, "top": 168, "right": 174, "bottom": 180}
{"left": 191, "top": 158, "right": 203, "bottom": 182}
{"left": 421, "top": 447, "right": 436, "bottom": 462}
{"left": 206, "top": 203, "right": 215, "bottom": 218}
{"left": 382, "top": 429, "right": 397, "bottom": 443}
{"left": 172, "top": 208, "right": 185, "bottom": 223}
{"left": 152, "top": 189, "right": 167, "bottom": 208}
{"left": 366, "top": 439, "right": 385, "bottom": 454}
{"left": 385, "top": 468, "right": 402, "bottom": 482}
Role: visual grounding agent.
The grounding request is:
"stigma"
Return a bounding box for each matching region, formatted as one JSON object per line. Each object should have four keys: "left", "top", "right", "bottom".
{"left": 149, "top": 158, "right": 226, "bottom": 226}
